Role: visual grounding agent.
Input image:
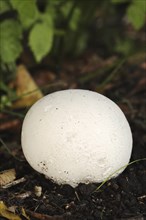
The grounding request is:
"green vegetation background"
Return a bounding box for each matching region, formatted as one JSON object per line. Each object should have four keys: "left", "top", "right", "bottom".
{"left": 0, "top": 0, "right": 145, "bottom": 109}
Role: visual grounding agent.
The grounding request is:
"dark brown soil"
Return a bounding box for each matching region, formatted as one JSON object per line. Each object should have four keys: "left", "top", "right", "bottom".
{"left": 0, "top": 56, "right": 146, "bottom": 220}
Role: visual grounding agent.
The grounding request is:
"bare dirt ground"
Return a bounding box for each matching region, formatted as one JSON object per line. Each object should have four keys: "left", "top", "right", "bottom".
{"left": 0, "top": 54, "right": 146, "bottom": 220}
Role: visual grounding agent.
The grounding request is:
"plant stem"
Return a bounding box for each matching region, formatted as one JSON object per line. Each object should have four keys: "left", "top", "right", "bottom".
{"left": 96, "top": 58, "right": 126, "bottom": 91}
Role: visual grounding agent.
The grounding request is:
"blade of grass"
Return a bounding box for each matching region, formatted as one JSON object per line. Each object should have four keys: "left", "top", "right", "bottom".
{"left": 96, "top": 58, "right": 126, "bottom": 91}
{"left": 1, "top": 109, "right": 25, "bottom": 118}
{"left": 1, "top": 81, "right": 66, "bottom": 118}
{"left": 0, "top": 138, "right": 24, "bottom": 162}
{"left": 10, "top": 81, "right": 66, "bottom": 102}
{"left": 94, "top": 158, "right": 146, "bottom": 192}
{"left": 79, "top": 65, "right": 113, "bottom": 84}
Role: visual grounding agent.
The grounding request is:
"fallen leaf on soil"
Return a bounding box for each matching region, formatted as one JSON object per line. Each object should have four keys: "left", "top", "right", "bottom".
{"left": 0, "top": 201, "right": 30, "bottom": 220}
{"left": 2, "top": 177, "right": 26, "bottom": 189}
{"left": 0, "top": 201, "right": 21, "bottom": 220}
{"left": 21, "top": 208, "right": 30, "bottom": 220}
{"left": 0, "top": 169, "right": 16, "bottom": 187}
{"left": 11, "top": 65, "right": 43, "bottom": 108}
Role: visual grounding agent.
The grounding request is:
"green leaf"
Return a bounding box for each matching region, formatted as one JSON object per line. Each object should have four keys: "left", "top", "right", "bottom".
{"left": 134, "top": 0, "right": 146, "bottom": 10}
{"left": 60, "top": 1, "right": 73, "bottom": 18}
{"left": 40, "top": 13, "right": 54, "bottom": 28}
{"left": 69, "top": 8, "right": 81, "bottom": 31}
{"left": 29, "top": 23, "right": 54, "bottom": 62}
{"left": 46, "top": 0, "right": 61, "bottom": 7}
{"left": 46, "top": 5, "right": 57, "bottom": 20}
{"left": 111, "top": 0, "right": 129, "bottom": 3}
{"left": 75, "top": 32, "right": 89, "bottom": 55}
{"left": 0, "top": 20, "right": 23, "bottom": 63}
{"left": 115, "top": 39, "right": 134, "bottom": 55}
{"left": 0, "top": 0, "right": 11, "bottom": 14}
{"left": 10, "top": 0, "right": 39, "bottom": 28}
{"left": 127, "top": 1, "right": 146, "bottom": 30}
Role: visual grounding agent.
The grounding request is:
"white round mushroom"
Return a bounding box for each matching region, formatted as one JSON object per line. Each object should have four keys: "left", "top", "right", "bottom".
{"left": 21, "top": 89, "right": 133, "bottom": 187}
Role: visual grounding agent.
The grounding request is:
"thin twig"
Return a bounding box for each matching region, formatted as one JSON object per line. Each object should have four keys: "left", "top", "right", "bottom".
{"left": 2, "top": 177, "right": 26, "bottom": 189}
{"left": 16, "top": 191, "right": 32, "bottom": 199}
{"left": 0, "top": 138, "right": 24, "bottom": 162}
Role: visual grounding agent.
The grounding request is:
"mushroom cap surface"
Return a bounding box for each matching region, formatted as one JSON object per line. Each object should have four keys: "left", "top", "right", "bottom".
{"left": 21, "top": 89, "right": 133, "bottom": 187}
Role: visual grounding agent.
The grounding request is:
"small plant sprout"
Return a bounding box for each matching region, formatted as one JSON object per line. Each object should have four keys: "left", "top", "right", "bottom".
{"left": 21, "top": 89, "right": 133, "bottom": 187}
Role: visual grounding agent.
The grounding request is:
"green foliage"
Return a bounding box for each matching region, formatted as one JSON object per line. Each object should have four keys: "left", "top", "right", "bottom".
{"left": 0, "top": 81, "right": 17, "bottom": 110}
{"left": 0, "top": 20, "right": 22, "bottom": 63}
{"left": 111, "top": 0, "right": 129, "bottom": 3}
{"left": 29, "top": 22, "right": 54, "bottom": 62}
{"left": 69, "top": 7, "right": 81, "bottom": 31}
{"left": 0, "top": 95, "right": 12, "bottom": 110}
{"left": 115, "top": 38, "right": 134, "bottom": 55}
{"left": 127, "top": 0, "right": 146, "bottom": 30}
{"left": 0, "top": 0, "right": 145, "bottom": 70}
{"left": 112, "top": 0, "right": 146, "bottom": 30}
{"left": 11, "top": 0, "right": 39, "bottom": 29}
{"left": 40, "top": 13, "right": 54, "bottom": 28}
{"left": 75, "top": 32, "right": 89, "bottom": 55}
{"left": 0, "top": 0, "right": 11, "bottom": 14}
{"left": 60, "top": 1, "right": 74, "bottom": 18}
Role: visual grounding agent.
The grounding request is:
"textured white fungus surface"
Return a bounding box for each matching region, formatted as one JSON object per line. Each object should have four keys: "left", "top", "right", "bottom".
{"left": 21, "top": 89, "right": 133, "bottom": 187}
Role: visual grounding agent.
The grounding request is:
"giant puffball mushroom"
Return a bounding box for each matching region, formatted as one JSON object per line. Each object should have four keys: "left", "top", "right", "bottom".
{"left": 21, "top": 89, "right": 133, "bottom": 187}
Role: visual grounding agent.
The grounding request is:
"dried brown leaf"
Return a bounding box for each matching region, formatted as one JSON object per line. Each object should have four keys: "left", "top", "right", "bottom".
{"left": 0, "top": 201, "right": 21, "bottom": 220}
{"left": 0, "top": 169, "right": 16, "bottom": 187}
{"left": 12, "top": 65, "right": 43, "bottom": 108}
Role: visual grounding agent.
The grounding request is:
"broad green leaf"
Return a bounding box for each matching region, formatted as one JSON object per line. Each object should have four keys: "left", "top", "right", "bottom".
{"left": 40, "top": 13, "right": 54, "bottom": 28}
{"left": 69, "top": 8, "right": 81, "bottom": 31}
{"left": 60, "top": 1, "right": 73, "bottom": 18}
{"left": 29, "top": 23, "right": 54, "bottom": 62}
{"left": 0, "top": 20, "right": 23, "bottom": 63}
{"left": 134, "top": 0, "right": 146, "bottom": 10}
{"left": 111, "top": 0, "right": 129, "bottom": 3}
{"left": 46, "top": 5, "right": 57, "bottom": 20}
{"left": 46, "top": 0, "right": 61, "bottom": 7}
{"left": 127, "top": 1, "right": 145, "bottom": 30}
{"left": 0, "top": 0, "right": 11, "bottom": 14}
{"left": 11, "top": 0, "right": 39, "bottom": 28}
